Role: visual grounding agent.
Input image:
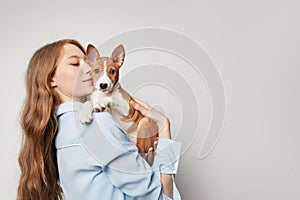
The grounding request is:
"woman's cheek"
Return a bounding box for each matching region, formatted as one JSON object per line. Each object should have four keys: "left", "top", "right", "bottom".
{"left": 72, "top": 79, "right": 93, "bottom": 99}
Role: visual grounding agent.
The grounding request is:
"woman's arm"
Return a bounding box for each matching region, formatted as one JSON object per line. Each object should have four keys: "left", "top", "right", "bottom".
{"left": 130, "top": 97, "right": 176, "bottom": 199}
{"left": 76, "top": 110, "right": 181, "bottom": 198}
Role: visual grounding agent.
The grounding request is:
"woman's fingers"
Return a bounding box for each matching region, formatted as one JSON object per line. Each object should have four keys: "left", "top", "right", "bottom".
{"left": 130, "top": 99, "right": 150, "bottom": 117}
{"left": 130, "top": 96, "right": 171, "bottom": 139}
{"left": 131, "top": 97, "right": 151, "bottom": 109}
{"left": 130, "top": 97, "right": 167, "bottom": 124}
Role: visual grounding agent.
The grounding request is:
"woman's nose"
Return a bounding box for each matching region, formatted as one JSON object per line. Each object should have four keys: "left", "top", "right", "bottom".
{"left": 82, "top": 62, "right": 91, "bottom": 73}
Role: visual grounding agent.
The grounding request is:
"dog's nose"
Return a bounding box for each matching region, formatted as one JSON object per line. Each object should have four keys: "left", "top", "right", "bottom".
{"left": 100, "top": 83, "right": 108, "bottom": 89}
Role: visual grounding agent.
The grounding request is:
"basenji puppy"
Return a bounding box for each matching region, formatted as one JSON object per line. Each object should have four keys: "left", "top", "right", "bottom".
{"left": 80, "top": 44, "right": 158, "bottom": 164}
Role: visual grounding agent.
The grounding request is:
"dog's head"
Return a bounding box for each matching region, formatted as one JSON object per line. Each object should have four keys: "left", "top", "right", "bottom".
{"left": 85, "top": 44, "right": 125, "bottom": 93}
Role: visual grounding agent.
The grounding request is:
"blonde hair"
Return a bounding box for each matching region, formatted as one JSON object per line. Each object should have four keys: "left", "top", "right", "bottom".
{"left": 17, "top": 39, "right": 85, "bottom": 200}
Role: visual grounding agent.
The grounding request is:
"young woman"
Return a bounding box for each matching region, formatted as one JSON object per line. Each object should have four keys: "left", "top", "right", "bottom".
{"left": 17, "top": 39, "right": 181, "bottom": 200}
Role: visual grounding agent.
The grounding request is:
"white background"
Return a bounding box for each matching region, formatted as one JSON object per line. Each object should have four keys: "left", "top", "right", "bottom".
{"left": 1, "top": 0, "right": 300, "bottom": 199}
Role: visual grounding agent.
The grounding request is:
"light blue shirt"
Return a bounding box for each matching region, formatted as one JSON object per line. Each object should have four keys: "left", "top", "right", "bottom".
{"left": 55, "top": 102, "right": 182, "bottom": 200}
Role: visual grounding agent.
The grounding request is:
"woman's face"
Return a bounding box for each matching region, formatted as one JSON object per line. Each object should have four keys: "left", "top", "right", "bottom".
{"left": 51, "top": 43, "right": 94, "bottom": 102}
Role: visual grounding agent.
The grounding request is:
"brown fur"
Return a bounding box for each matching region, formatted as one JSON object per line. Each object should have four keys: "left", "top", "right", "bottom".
{"left": 86, "top": 44, "right": 158, "bottom": 155}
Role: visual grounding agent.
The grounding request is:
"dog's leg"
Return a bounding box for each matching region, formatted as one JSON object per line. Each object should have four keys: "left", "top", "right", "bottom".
{"left": 80, "top": 101, "right": 94, "bottom": 124}
{"left": 91, "top": 91, "right": 112, "bottom": 112}
{"left": 136, "top": 118, "right": 158, "bottom": 166}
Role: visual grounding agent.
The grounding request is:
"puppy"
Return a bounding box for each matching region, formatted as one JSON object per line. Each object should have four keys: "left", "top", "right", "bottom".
{"left": 80, "top": 44, "right": 158, "bottom": 165}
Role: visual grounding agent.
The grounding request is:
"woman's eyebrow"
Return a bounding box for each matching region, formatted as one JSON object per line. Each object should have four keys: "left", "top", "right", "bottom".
{"left": 67, "top": 55, "right": 80, "bottom": 60}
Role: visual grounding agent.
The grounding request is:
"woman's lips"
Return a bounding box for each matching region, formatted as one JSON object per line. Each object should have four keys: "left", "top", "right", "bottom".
{"left": 83, "top": 78, "right": 93, "bottom": 85}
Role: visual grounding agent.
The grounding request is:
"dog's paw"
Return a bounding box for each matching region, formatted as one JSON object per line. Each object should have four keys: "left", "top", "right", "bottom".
{"left": 94, "top": 103, "right": 106, "bottom": 112}
{"left": 80, "top": 101, "right": 94, "bottom": 124}
{"left": 80, "top": 114, "right": 93, "bottom": 124}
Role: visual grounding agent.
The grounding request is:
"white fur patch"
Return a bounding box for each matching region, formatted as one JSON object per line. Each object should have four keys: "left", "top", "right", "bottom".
{"left": 91, "top": 90, "right": 112, "bottom": 110}
{"left": 95, "top": 61, "right": 113, "bottom": 90}
{"left": 111, "top": 87, "right": 130, "bottom": 117}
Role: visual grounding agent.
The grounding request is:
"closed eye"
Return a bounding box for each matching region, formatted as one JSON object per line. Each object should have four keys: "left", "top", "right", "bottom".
{"left": 70, "top": 63, "right": 80, "bottom": 66}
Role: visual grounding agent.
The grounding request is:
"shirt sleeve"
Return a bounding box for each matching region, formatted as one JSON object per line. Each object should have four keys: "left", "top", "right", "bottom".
{"left": 154, "top": 138, "right": 181, "bottom": 174}
{"left": 75, "top": 111, "right": 182, "bottom": 198}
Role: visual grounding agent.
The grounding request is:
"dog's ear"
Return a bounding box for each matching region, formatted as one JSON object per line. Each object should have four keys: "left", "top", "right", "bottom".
{"left": 86, "top": 44, "right": 100, "bottom": 64}
{"left": 111, "top": 45, "right": 125, "bottom": 67}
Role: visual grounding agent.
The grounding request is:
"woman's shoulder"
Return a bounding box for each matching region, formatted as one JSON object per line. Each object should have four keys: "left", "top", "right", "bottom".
{"left": 55, "top": 102, "right": 83, "bottom": 149}
{"left": 55, "top": 101, "right": 129, "bottom": 149}
{"left": 56, "top": 101, "right": 82, "bottom": 116}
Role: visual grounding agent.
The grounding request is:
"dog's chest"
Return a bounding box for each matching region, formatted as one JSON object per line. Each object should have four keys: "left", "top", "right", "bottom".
{"left": 91, "top": 90, "right": 112, "bottom": 109}
{"left": 111, "top": 88, "right": 130, "bottom": 117}
{"left": 111, "top": 88, "right": 138, "bottom": 137}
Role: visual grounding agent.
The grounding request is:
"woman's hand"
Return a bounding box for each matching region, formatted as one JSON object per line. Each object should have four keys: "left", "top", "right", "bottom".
{"left": 130, "top": 97, "right": 171, "bottom": 139}
{"left": 130, "top": 97, "right": 174, "bottom": 199}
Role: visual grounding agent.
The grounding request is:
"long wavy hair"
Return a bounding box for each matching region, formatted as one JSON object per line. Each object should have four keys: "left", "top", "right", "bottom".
{"left": 17, "top": 39, "right": 85, "bottom": 200}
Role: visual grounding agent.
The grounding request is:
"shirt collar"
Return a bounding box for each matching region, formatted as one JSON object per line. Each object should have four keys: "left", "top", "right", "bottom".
{"left": 56, "top": 101, "right": 83, "bottom": 116}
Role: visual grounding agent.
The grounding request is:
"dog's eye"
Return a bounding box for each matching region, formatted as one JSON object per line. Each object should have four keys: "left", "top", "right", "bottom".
{"left": 109, "top": 69, "right": 115, "bottom": 74}
{"left": 94, "top": 69, "right": 99, "bottom": 74}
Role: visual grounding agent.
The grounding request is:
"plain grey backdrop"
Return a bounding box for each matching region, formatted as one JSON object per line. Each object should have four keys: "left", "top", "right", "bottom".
{"left": 1, "top": 0, "right": 299, "bottom": 199}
